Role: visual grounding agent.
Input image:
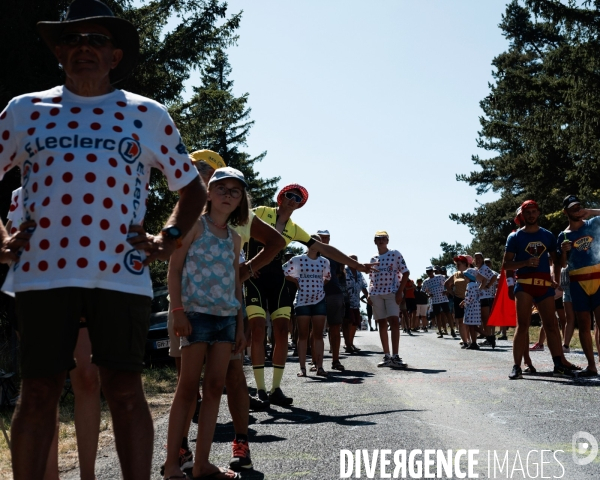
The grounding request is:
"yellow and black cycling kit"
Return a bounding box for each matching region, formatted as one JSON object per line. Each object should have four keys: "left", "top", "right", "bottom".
{"left": 244, "top": 206, "right": 316, "bottom": 321}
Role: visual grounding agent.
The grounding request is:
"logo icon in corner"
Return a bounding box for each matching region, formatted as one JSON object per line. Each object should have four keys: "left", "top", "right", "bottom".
{"left": 572, "top": 431, "right": 598, "bottom": 466}
{"left": 119, "top": 137, "right": 142, "bottom": 164}
{"left": 124, "top": 248, "right": 145, "bottom": 275}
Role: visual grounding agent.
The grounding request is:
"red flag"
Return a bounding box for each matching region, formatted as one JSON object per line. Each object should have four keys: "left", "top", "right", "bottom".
{"left": 488, "top": 270, "right": 516, "bottom": 327}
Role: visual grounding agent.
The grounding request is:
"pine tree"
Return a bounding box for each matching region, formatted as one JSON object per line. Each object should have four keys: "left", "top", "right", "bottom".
{"left": 174, "top": 48, "right": 279, "bottom": 207}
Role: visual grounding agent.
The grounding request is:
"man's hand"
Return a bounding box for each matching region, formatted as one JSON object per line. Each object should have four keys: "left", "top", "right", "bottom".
{"left": 0, "top": 220, "right": 36, "bottom": 264}
{"left": 395, "top": 289, "right": 403, "bottom": 305}
{"left": 366, "top": 295, "right": 373, "bottom": 306}
{"left": 561, "top": 240, "right": 572, "bottom": 253}
{"left": 358, "top": 262, "right": 378, "bottom": 273}
{"left": 239, "top": 262, "right": 260, "bottom": 283}
{"left": 127, "top": 224, "right": 178, "bottom": 265}
{"left": 172, "top": 310, "right": 192, "bottom": 337}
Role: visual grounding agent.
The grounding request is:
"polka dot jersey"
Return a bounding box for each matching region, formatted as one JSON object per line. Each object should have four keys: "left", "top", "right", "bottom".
{"left": 369, "top": 249, "right": 409, "bottom": 296}
{"left": 0, "top": 86, "right": 197, "bottom": 297}
{"left": 283, "top": 254, "right": 331, "bottom": 307}
{"left": 422, "top": 274, "right": 447, "bottom": 304}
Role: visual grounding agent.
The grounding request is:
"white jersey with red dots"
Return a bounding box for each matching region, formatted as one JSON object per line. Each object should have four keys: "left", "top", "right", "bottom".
{"left": 368, "top": 249, "right": 409, "bottom": 296}
{"left": 283, "top": 254, "right": 331, "bottom": 308}
{"left": 0, "top": 86, "right": 197, "bottom": 297}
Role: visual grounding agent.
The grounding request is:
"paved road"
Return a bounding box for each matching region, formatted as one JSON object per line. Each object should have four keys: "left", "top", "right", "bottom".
{"left": 67, "top": 330, "right": 600, "bottom": 479}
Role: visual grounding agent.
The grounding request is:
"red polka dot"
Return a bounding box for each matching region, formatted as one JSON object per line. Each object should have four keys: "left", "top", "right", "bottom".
{"left": 91, "top": 122, "right": 101, "bottom": 130}
{"left": 27, "top": 127, "right": 35, "bottom": 135}
{"left": 60, "top": 237, "right": 69, "bottom": 248}
{"left": 183, "top": 162, "right": 190, "bottom": 172}
{"left": 44, "top": 176, "right": 53, "bottom": 186}
{"left": 138, "top": 105, "right": 148, "bottom": 112}
{"left": 109, "top": 158, "right": 118, "bottom": 167}
{"left": 29, "top": 202, "right": 35, "bottom": 212}
{"left": 33, "top": 163, "right": 39, "bottom": 173}
{"left": 103, "top": 198, "right": 113, "bottom": 208}
{"left": 112, "top": 264, "right": 121, "bottom": 273}
{"left": 52, "top": 96, "right": 62, "bottom": 103}
{"left": 83, "top": 193, "right": 94, "bottom": 204}
{"left": 32, "top": 182, "right": 38, "bottom": 193}
{"left": 93, "top": 108, "right": 104, "bottom": 115}
{"left": 0, "top": 146, "right": 3, "bottom": 155}
{"left": 10, "top": 227, "right": 17, "bottom": 234}
{"left": 115, "top": 244, "right": 125, "bottom": 253}
{"left": 125, "top": 165, "right": 132, "bottom": 175}
{"left": 107, "top": 177, "right": 116, "bottom": 187}
{"left": 42, "top": 197, "right": 50, "bottom": 206}
{"left": 46, "top": 122, "right": 56, "bottom": 129}
{"left": 85, "top": 172, "right": 96, "bottom": 183}
{"left": 71, "top": 107, "right": 81, "bottom": 114}
{"left": 82, "top": 215, "right": 92, "bottom": 225}
{"left": 80, "top": 236, "right": 91, "bottom": 247}
{"left": 100, "top": 219, "right": 110, "bottom": 230}
{"left": 50, "top": 108, "right": 59, "bottom": 116}
{"left": 62, "top": 194, "right": 72, "bottom": 205}
{"left": 24, "top": 243, "right": 30, "bottom": 252}
{"left": 132, "top": 133, "right": 140, "bottom": 141}
{"left": 99, "top": 241, "right": 106, "bottom": 251}
{"left": 114, "top": 112, "right": 124, "bottom": 120}
{"left": 120, "top": 224, "right": 127, "bottom": 234}
{"left": 64, "top": 153, "right": 74, "bottom": 162}
{"left": 145, "top": 183, "right": 149, "bottom": 190}
{"left": 39, "top": 217, "right": 50, "bottom": 228}
{"left": 68, "top": 121, "right": 78, "bottom": 129}
{"left": 61, "top": 216, "right": 71, "bottom": 226}
{"left": 2, "top": 130, "right": 9, "bottom": 141}
{"left": 38, "top": 261, "right": 48, "bottom": 271}
{"left": 165, "top": 125, "right": 173, "bottom": 135}
{"left": 46, "top": 156, "right": 54, "bottom": 166}
{"left": 175, "top": 169, "right": 182, "bottom": 178}
{"left": 169, "top": 157, "right": 176, "bottom": 166}
{"left": 123, "top": 184, "right": 130, "bottom": 194}
{"left": 99, "top": 261, "right": 107, "bottom": 271}
{"left": 39, "top": 239, "right": 50, "bottom": 250}
{"left": 116, "top": 101, "right": 126, "bottom": 107}
{"left": 160, "top": 145, "right": 168, "bottom": 154}
{"left": 63, "top": 172, "right": 73, "bottom": 182}
{"left": 31, "top": 111, "right": 40, "bottom": 120}
{"left": 22, "top": 262, "right": 30, "bottom": 272}
{"left": 77, "top": 258, "right": 88, "bottom": 268}
{"left": 31, "top": 98, "right": 41, "bottom": 104}
{"left": 121, "top": 204, "right": 128, "bottom": 214}
{"left": 112, "top": 126, "right": 122, "bottom": 132}
{"left": 87, "top": 153, "right": 97, "bottom": 162}
{"left": 57, "top": 258, "right": 66, "bottom": 269}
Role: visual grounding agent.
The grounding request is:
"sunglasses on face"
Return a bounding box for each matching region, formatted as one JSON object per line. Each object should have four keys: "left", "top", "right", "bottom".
{"left": 284, "top": 192, "right": 303, "bottom": 203}
{"left": 214, "top": 184, "right": 243, "bottom": 199}
{"left": 59, "top": 33, "right": 113, "bottom": 48}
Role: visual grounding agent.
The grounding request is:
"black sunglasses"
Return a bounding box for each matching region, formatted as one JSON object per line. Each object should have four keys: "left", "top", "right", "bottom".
{"left": 59, "top": 33, "right": 113, "bottom": 48}
{"left": 284, "top": 192, "right": 303, "bottom": 203}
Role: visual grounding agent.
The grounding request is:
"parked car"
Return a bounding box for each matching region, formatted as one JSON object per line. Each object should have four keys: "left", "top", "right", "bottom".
{"left": 145, "top": 287, "right": 172, "bottom": 365}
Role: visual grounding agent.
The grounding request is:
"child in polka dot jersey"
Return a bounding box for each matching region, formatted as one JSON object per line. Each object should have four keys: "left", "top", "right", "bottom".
{"left": 163, "top": 167, "right": 248, "bottom": 480}
{"left": 283, "top": 235, "right": 331, "bottom": 378}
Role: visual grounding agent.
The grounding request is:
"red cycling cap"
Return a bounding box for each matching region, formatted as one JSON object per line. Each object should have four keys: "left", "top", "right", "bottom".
{"left": 277, "top": 184, "right": 309, "bottom": 208}
{"left": 520, "top": 200, "right": 539, "bottom": 211}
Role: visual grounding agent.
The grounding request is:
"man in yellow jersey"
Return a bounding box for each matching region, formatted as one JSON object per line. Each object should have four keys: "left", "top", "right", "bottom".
{"left": 245, "top": 184, "right": 376, "bottom": 406}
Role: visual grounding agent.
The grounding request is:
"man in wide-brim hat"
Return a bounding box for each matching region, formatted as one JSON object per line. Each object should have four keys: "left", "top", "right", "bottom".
{"left": 0, "top": 1, "right": 205, "bottom": 478}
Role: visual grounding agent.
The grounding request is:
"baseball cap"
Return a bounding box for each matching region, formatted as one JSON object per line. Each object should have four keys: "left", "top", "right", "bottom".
{"left": 425, "top": 266, "right": 434, "bottom": 271}
{"left": 374, "top": 230, "right": 389, "bottom": 237}
{"left": 317, "top": 229, "right": 330, "bottom": 236}
{"left": 563, "top": 195, "right": 581, "bottom": 210}
{"left": 208, "top": 167, "right": 247, "bottom": 188}
{"left": 514, "top": 206, "right": 523, "bottom": 225}
{"left": 464, "top": 268, "right": 478, "bottom": 282}
{"left": 189, "top": 150, "right": 226, "bottom": 170}
{"left": 453, "top": 255, "right": 473, "bottom": 266}
{"left": 520, "top": 199, "right": 539, "bottom": 211}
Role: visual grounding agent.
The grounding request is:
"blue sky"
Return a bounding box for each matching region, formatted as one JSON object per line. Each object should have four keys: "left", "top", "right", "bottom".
{"left": 182, "top": 0, "right": 510, "bottom": 275}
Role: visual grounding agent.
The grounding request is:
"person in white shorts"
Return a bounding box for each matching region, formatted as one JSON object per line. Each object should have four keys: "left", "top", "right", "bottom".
{"left": 414, "top": 278, "right": 429, "bottom": 331}
{"left": 366, "top": 231, "right": 410, "bottom": 368}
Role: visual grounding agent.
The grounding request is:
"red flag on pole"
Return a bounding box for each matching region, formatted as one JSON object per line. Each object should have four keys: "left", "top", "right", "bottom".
{"left": 488, "top": 270, "right": 516, "bottom": 327}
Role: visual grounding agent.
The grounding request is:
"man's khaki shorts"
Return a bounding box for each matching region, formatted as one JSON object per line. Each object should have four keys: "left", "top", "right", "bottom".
{"left": 371, "top": 292, "right": 400, "bottom": 320}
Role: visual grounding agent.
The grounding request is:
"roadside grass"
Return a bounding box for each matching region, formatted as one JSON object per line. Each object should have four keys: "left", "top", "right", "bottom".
{"left": 0, "top": 361, "right": 178, "bottom": 477}
{"left": 506, "top": 326, "right": 599, "bottom": 354}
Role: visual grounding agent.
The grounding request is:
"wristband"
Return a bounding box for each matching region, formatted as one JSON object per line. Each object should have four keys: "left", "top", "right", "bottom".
{"left": 506, "top": 277, "right": 515, "bottom": 287}
{"left": 171, "top": 307, "right": 184, "bottom": 313}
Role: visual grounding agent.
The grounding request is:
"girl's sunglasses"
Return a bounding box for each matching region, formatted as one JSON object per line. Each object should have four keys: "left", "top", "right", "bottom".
{"left": 214, "top": 184, "right": 243, "bottom": 199}
{"left": 284, "top": 192, "right": 303, "bottom": 203}
{"left": 59, "top": 33, "right": 113, "bottom": 48}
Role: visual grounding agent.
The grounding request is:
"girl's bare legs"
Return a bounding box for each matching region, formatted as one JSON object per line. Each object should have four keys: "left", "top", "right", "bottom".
{"left": 296, "top": 316, "right": 310, "bottom": 371}
{"left": 310, "top": 316, "right": 326, "bottom": 368}
{"left": 563, "top": 301, "right": 576, "bottom": 348}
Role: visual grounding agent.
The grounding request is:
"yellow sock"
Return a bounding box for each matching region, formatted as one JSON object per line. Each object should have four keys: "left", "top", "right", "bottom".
{"left": 271, "top": 364, "right": 285, "bottom": 392}
{"left": 253, "top": 365, "right": 265, "bottom": 392}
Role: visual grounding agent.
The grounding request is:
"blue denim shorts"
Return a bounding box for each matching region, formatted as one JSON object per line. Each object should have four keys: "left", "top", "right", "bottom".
{"left": 295, "top": 297, "right": 327, "bottom": 317}
{"left": 180, "top": 312, "right": 236, "bottom": 347}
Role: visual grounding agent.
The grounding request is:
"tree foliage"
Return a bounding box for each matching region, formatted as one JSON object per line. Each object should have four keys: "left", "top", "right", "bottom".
{"left": 451, "top": 0, "right": 600, "bottom": 260}
{"left": 429, "top": 242, "right": 468, "bottom": 273}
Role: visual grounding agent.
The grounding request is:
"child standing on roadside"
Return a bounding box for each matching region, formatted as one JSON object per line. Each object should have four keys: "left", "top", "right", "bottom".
{"left": 461, "top": 271, "right": 482, "bottom": 350}
{"left": 283, "top": 235, "right": 331, "bottom": 378}
{"left": 163, "top": 167, "right": 248, "bottom": 480}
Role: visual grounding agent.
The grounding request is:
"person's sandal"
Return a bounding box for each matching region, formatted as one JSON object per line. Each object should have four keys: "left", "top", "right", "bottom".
{"left": 316, "top": 367, "right": 328, "bottom": 377}
{"left": 524, "top": 365, "right": 536, "bottom": 373}
{"left": 297, "top": 368, "right": 307, "bottom": 377}
{"left": 331, "top": 360, "right": 345, "bottom": 371}
{"left": 310, "top": 365, "right": 317, "bottom": 372}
